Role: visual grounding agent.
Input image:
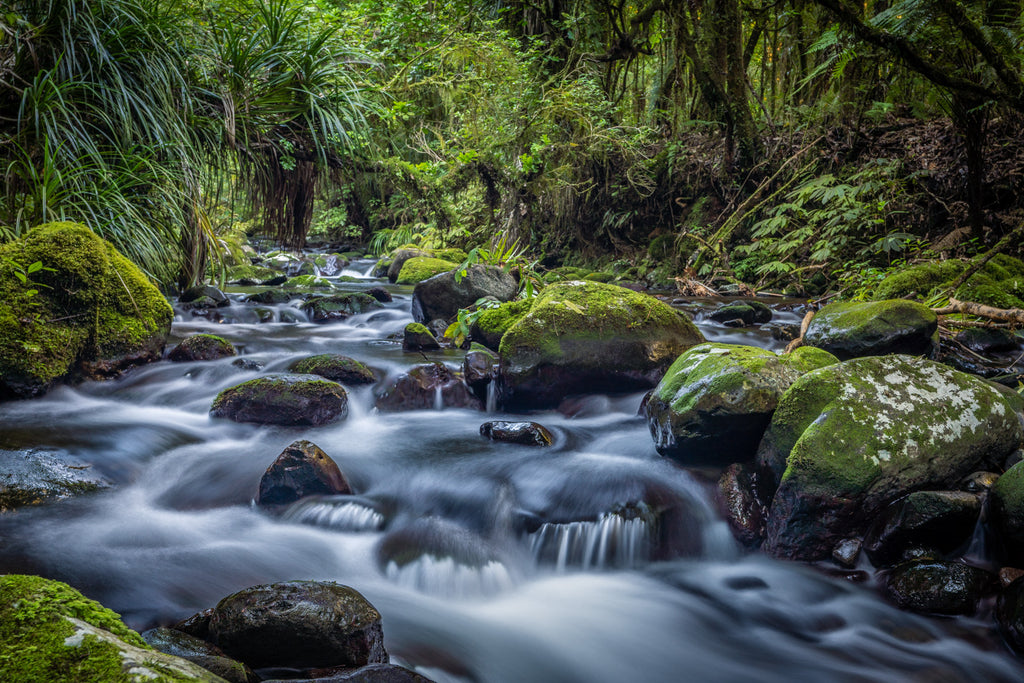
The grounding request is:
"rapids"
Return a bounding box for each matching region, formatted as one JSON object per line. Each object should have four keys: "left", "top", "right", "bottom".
{"left": 0, "top": 263, "right": 1021, "bottom": 682}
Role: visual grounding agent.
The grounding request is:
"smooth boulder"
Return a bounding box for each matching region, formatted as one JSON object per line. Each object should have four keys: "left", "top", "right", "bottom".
{"left": 497, "top": 281, "right": 704, "bottom": 409}
{"left": 411, "top": 265, "right": 518, "bottom": 324}
{"left": 375, "top": 364, "right": 481, "bottom": 412}
{"left": 301, "top": 293, "right": 382, "bottom": 323}
{"left": 169, "top": 334, "right": 237, "bottom": 362}
{"left": 480, "top": 421, "right": 553, "bottom": 446}
{"left": 290, "top": 354, "right": 376, "bottom": 385}
{"left": 882, "top": 560, "right": 994, "bottom": 615}
{"left": 803, "top": 299, "right": 937, "bottom": 360}
{"left": 644, "top": 344, "right": 837, "bottom": 465}
{"left": 758, "top": 355, "right": 1021, "bottom": 561}
{"left": 0, "top": 448, "right": 111, "bottom": 512}
{"left": 257, "top": 440, "right": 352, "bottom": 506}
{"left": 211, "top": 374, "right": 348, "bottom": 426}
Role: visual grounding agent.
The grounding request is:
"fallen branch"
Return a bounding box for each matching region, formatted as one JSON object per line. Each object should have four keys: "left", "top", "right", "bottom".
{"left": 932, "top": 298, "right": 1024, "bottom": 325}
{"left": 948, "top": 221, "right": 1024, "bottom": 292}
{"left": 785, "top": 309, "right": 816, "bottom": 353}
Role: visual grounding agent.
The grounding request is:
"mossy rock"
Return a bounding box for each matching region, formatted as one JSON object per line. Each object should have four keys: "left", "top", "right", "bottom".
{"left": 707, "top": 301, "right": 772, "bottom": 326}
{"left": 289, "top": 354, "right": 375, "bottom": 384}
{"left": 411, "top": 265, "right": 518, "bottom": 324}
{"left": 0, "top": 448, "right": 112, "bottom": 512}
{"left": 497, "top": 281, "right": 704, "bottom": 409}
{"left": 470, "top": 299, "right": 534, "bottom": 351}
{"left": 989, "top": 461, "right": 1024, "bottom": 565}
{"left": 645, "top": 344, "right": 837, "bottom": 466}
{"left": 141, "top": 628, "right": 253, "bottom": 683}
{"left": 395, "top": 257, "right": 458, "bottom": 285}
{"left": 210, "top": 374, "right": 348, "bottom": 426}
{"left": 803, "top": 299, "right": 938, "bottom": 360}
{"left": 224, "top": 264, "right": 277, "bottom": 283}
{"left": 757, "top": 355, "right": 1022, "bottom": 561}
{"left": 386, "top": 249, "right": 431, "bottom": 282}
{"left": 429, "top": 248, "right": 468, "bottom": 263}
{"left": 283, "top": 274, "right": 335, "bottom": 290}
{"left": 403, "top": 322, "right": 440, "bottom": 352}
{"left": 168, "top": 334, "right": 236, "bottom": 362}
{"left": 874, "top": 261, "right": 965, "bottom": 300}
{"left": 312, "top": 253, "right": 349, "bottom": 276}
{"left": 243, "top": 289, "right": 292, "bottom": 305}
{"left": 0, "top": 222, "right": 173, "bottom": 399}
{"left": 300, "top": 293, "right": 382, "bottom": 323}
{"left": 583, "top": 271, "right": 615, "bottom": 283}
{"left": 215, "top": 229, "right": 256, "bottom": 268}
{"left": 0, "top": 574, "right": 227, "bottom": 682}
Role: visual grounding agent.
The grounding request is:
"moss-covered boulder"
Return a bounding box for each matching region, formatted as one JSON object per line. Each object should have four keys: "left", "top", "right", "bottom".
{"left": 210, "top": 374, "right": 348, "bottom": 426}
{"left": 0, "top": 575, "right": 227, "bottom": 682}
{"left": 989, "top": 461, "right": 1024, "bottom": 565}
{"left": 644, "top": 344, "right": 837, "bottom": 466}
{"left": 757, "top": 355, "right": 1022, "bottom": 561}
{"left": 0, "top": 222, "right": 173, "bottom": 399}
{"left": 312, "top": 253, "right": 349, "bottom": 276}
{"left": 707, "top": 300, "right": 772, "bottom": 326}
{"left": 411, "top": 265, "right": 519, "bottom": 324}
{"left": 168, "top": 334, "right": 236, "bottom": 362}
{"left": 497, "top": 281, "right": 704, "bottom": 409}
{"left": 0, "top": 448, "right": 112, "bottom": 512}
{"left": 396, "top": 257, "right": 458, "bottom": 286}
{"left": 403, "top": 322, "right": 440, "bottom": 351}
{"left": 289, "top": 354, "right": 375, "bottom": 384}
{"left": 300, "top": 293, "right": 383, "bottom": 323}
{"left": 803, "top": 299, "right": 938, "bottom": 360}
{"left": 386, "top": 248, "right": 431, "bottom": 282}
{"left": 224, "top": 264, "right": 278, "bottom": 284}
{"left": 283, "top": 274, "right": 335, "bottom": 290}
{"left": 470, "top": 299, "right": 533, "bottom": 351}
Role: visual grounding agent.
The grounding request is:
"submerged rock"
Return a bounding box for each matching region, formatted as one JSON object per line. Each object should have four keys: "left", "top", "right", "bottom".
{"left": 261, "top": 663, "right": 432, "bottom": 683}
{"left": 290, "top": 354, "right": 376, "bottom": 385}
{"left": 411, "top": 265, "right": 518, "bottom": 324}
{"left": 168, "top": 334, "right": 237, "bottom": 362}
{"left": 0, "top": 448, "right": 111, "bottom": 512}
{"left": 803, "top": 299, "right": 938, "bottom": 360}
{"left": 257, "top": 440, "right": 352, "bottom": 507}
{"left": 498, "top": 281, "right": 704, "bottom": 409}
{"left": 644, "top": 343, "right": 836, "bottom": 466}
{"left": 0, "top": 222, "right": 172, "bottom": 399}
{"left": 141, "top": 627, "right": 255, "bottom": 683}
{"left": 0, "top": 574, "right": 225, "bottom": 682}
{"left": 211, "top": 374, "right": 348, "bottom": 426}
{"left": 375, "top": 364, "right": 481, "bottom": 412}
{"left": 480, "top": 421, "right": 553, "bottom": 446}
{"left": 757, "top": 355, "right": 1021, "bottom": 561}
{"left": 882, "top": 560, "right": 994, "bottom": 615}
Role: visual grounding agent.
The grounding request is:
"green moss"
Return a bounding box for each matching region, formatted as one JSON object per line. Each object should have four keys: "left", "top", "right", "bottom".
{"left": 405, "top": 322, "right": 432, "bottom": 335}
{"left": 583, "top": 271, "right": 614, "bottom": 283}
{"left": 475, "top": 299, "right": 533, "bottom": 336}
{"left": 290, "top": 354, "right": 375, "bottom": 384}
{"left": 873, "top": 261, "right": 965, "bottom": 300}
{"left": 955, "top": 272, "right": 1024, "bottom": 309}
{"left": 283, "top": 274, "right": 335, "bottom": 289}
{"left": 395, "top": 257, "right": 457, "bottom": 285}
{"left": 224, "top": 264, "right": 277, "bottom": 282}
{"left": 873, "top": 255, "right": 1024, "bottom": 309}
{"left": 429, "top": 248, "right": 468, "bottom": 263}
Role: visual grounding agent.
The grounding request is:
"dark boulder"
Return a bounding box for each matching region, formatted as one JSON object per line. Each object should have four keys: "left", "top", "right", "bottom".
{"left": 803, "top": 299, "right": 938, "bottom": 360}
{"left": 480, "top": 421, "right": 553, "bottom": 446}
{"left": 168, "top": 334, "right": 237, "bottom": 362}
{"left": 301, "top": 293, "right": 383, "bottom": 323}
{"left": 211, "top": 374, "right": 348, "bottom": 426}
{"left": 411, "top": 265, "right": 517, "bottom": 324}
{"left": 716, "top": 463, "right": 765, "bottom": 548}
{"left": 245, "top": 289, "right": 293, "bottom": 305}
{"left": 290, "top": 354, "right": 376, "bottom": 385}
{"left": 141, "top": 627, "right": 256, "bottom": 683}
{"left": 463, "top": 344, "right": 498, "bottom": 399}
{"left": 375, "top": 364, "right": 481, "bottom": 412}
{"left": 882, "top": 560, "right": 994, "bottom": 615}
{"left": 0, "top": 448, "right": 111, "bottom": 512}
{"left": 261, "top": 663, "right": 433, "bottom": 683}
{"left": 956, "top": 327, "right": 1020, "bottom": 354}
{"left": 181, "top": 285, "right": 230, "bottom": 307}
{"left": 863, "top": 491, "right": 981, "bottom": 567}
{"left": 403, "top": 323, "right": 440, "bottom": 352}
{"left": 707, "top": 300, "right": 772, "bottom": 326}
{"left": 989, "top": 461, "right": 1024, "bottom": 565}
{"left": 257, "top": 440, "right": 352, "bottom": 507}
{"left": 997, "top": 577, "right": 1024, "bottom": 656}
{"left": 365, "top": 287, "right": 393, "bottom": 303}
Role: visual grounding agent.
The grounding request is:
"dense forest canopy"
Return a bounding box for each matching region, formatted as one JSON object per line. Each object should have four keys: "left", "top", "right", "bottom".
{"left": 2, "top": 0, "right": 1022, "bottom": 294}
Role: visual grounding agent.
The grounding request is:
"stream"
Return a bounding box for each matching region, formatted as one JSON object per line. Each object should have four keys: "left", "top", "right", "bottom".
{"left": 1, "top": 261, "right": 1022, "bottom": 682}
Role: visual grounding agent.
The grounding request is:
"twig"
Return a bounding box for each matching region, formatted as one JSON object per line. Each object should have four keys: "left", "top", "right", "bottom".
{"left": 784, "top": 310, "right": 815, "bottom": 353}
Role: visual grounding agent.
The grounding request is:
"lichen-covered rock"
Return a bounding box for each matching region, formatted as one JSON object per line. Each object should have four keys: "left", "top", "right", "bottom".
{"left": 210, "top": 374, "right": 348, "bottom": 426}
{"left": 257, "top": 440, "right": 351, "bottom": 506}
{"left": 644, "top": 344, "right": 837, "bottom": 466}
{"left": 882, "top": 560, "right": 994, "bottom": 615}
{"left": 0, "top": 574, "right": 226, "bottom": 682}
{"left": 411, "top": 265, "right": 518, "bottom": 324}
{"left": 989, "top": 461, "right": 1024, "bottom": 565}
{"left": 0, "top": 222, "right": 173, "bottom": 399}
{"left": 470, "top": 299, "right": 533, "bottom": 351}
{"left": 374, "top": 364, "right": 481, "bottom": 412}
{"left": 300, "top": 293, "right": 383, "bottom": 323}
{"left": 480, "top": 421, "right": 553, "bottom": 446}
{"left": 863, "top": 491, "right": 982, "bottom": 567}
{"left": 290, "top": 354, "right": 376, "bottom": 385}
{"left": 497, "top": 281, "right": 704, "bottom": 409}
{"left": 0, "top": 448, "right": 111, "bottom": 512}
{"left": 178, "top": 581, "right": 386, "bottom": 670}
{"left": 803, "top": 300, "right": 938, "bottom": 360}
{"left": 141, "top": 628, "right": 255, "bottom": 683}
{"left": 403, "top": 323, "right": 440, "bottom": 352}
{"left": 386, "top": 249, "right": 431, "bottom": 283}
{"left": 757, "top": 355, "right": 1022, "bottom": 561}
{"left": 168, "top": 334, "right": 237, "bottom": 362}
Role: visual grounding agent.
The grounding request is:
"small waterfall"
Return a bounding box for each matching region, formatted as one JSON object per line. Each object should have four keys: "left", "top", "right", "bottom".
{"left": 530, "top": 512, "right": 653, "bottom": 572}
{"left": 362, "top": 261, "right": 378, "bottom": 277}
{"left": 485, "top": 381, "right": 497, "bottom": 413}
{"left": 282, "top": 499, "right": 386, "bottom": 532}
{"left": 434, "top": 384, "right": 444, "bottom": 410}
{"left": 384, "top": 555, "right": 517, "bottom": 598}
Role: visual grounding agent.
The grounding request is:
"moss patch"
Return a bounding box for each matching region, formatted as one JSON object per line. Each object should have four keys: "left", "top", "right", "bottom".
{"left": 224, "top": 264, "right": 277, "bottom": 283}
{"left": 396, "top": 257, "right": 458, "bottom": 285}
{"left": 873, "top": 255, "right": 1024, "bottom": 309}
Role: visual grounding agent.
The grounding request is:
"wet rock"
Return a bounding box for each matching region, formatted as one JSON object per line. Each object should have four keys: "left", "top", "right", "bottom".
{"left": 386, "top": 249, "right": 431, "bottom": 283}
{"left": 0, "top": 448, "right": 111, "bottom": 511}
{"left": 707, "top": 300, "right": 772, "bottom": 326}
{"left": 142, "top": 627, "right": 256, "bottom": 683}
{"left": 716, "top": 463, "right": 765, "bottom": 548}
{"left": 480, "top": 421, "right": 553, "bottom": 446}
{"left": 244, "top": 289, "right": 293, "bottom": 305}
{"left": 290, "top": 354, "right": 376, "bottom": 385}
{"left": 644, "top": 343, "right": 836, "bottom": 466}
{"left": 764, "top": 322, "right": 800, "bottom": 342}
{"left": 181, "top": 285, "right": 230, "bottom": 307}
{"left": 989, "top": 461, "right": 1024, "bottom": 564}
{"left": 403, "top": 323, "right": 440, "bottom": 352}
{"left": 411, "top": 265, "right": 517, "bottom": 324}
{"left": 168, "top": 334, "right": 237, "bottom": 362}
{"left": 257, "top": 440, "right": 352, "bottom": 507}
{"left": 1001, "top": 567, "right": 1024, "bottom": 588}
{"left": 262, "top": 663, "right": 433, "bottom": 683}
{"left": 998, "top": 577, "right": 1024, "bottom": 655}
{"left": 832, "top": 538, "right": 862, "bottom": 568}
{"left": 285, "top": 274, "right": 336, "bottom": 290}
{"left": 883, "top": 560, "right": 994, "bottom": 615}
{"left": 232, "top": 357, "right": 266, "bottom": 371}
{"left": 498, "top": 281, "right": 704, "bottom": 409}
{"left": 301, "top": 293, "right": 383, "bottom": 323}
{"left": 0, "top": 574, "right": 224, "bottom": 682}
{"left": 263, "top": 275, "right": 289, "bottom": 286}
{"left": 469, "top": 299, "right": 533, "bottom": 351}
{"left": 757, "top": 355, "right": 1021, "bottom": 561}
{"left": 365, "top": 287, "right": 393, "bottom": 303}
{"left": 375, "top": 364, "right": 481, "bottom": 412}
{"left": 180, "top": 581, "right": 387, "bottom": 670}
{"left": 803, "top": 299, "right": 938, "bottom": 360}
{"left": 956, "top": 327, "right": 1020, "bottom": 353}
{"left": 377, "top": 517, "right": 509, "bottom": 585}
{"left": 960, "top": 471, "right": 1000, "bottom": 493}
{"left": 863, "top": 491, "right": 981, "bottom": 567}
{"left": 463, "top": 344, "right": 498, "bottom": 399}
{"left": 313, "top": 253, "right": 349, "bottom": 277}
{"left": 211, "top": 374, "right": 348, "bottom": 426}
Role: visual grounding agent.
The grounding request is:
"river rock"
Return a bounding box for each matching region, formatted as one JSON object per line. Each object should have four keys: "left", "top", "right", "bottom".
{"left": 403, "top": 323, "right": 440, "bottom": 351}
{"left": 757, "top": 355, "right": 1021, "bottom": 561}
{"left": 469, "top": 299, "right": 533, "bottom": 351}
{"left": 989, "top": 461, "right": 1024, "bottom": 565}
{"left": 257, "top": 440, "right": 352, "bottom": 507}
{"left": 0, "top": 448, "right": 112, "bottom": 511}
{"left": 803, "top": 299, "right": 938, "bottom": 360}
{"left": 365, "top": 287, "right": 393, "bottom": 303}
{"left": 180, "top": 581, "right": 387, "bottom": 670}
{"left": 463, "top": 344, "right": 498, "bottom": 396}
{"left": 375, "top": 363, "right": 481, "bottom": 412}
{"left": 882, "top": 560, "right": 994, "bottom": 615}
{"left": 998, "top": 577, "right": 1024, "bottom": 655}
{"left": 644, "top": 344, "right": 837, "bottom": 466}
{"left": 181, "top": 285, "right": 230, "bottom": 308}
{"left": 956, "top": 327, "right": 1020, "bottom": 353}
{"left": 863, "top": 491, "right": 981, "bottom": 567}
{"left": 261, "top": 663, "right": 432, "bottom": 683}
{"left": 211, "top": 374, "right": 348, "bottom": 426}
{"left": 0, "top": 574, "right": 225, "bottom": 682}
{"left": 169, "top": 334, "right": 237, "bottom": 362}
{"left": 301, "top": 293, "right": 383, "bottom": 322}
{"left": 480, "top": 421, "right": 553, "bottom": 446}
{"left": 396, "top": 257, "right": 459, "bottom": 285}
{"left": 707, "top": 301, "right": 772, "bottom": 326}
{"left": 290, "top": 354, "right": 376, "bottom": 385}
{"left": 497, "top": 281, "right": 704, "bottom": 409}
{"left": 142, "top": 627, "right": 256, "bottom": 683}
{"left": 386, "top": 249, "right": 431, "bottom": 282}
{"left": 411, "top": 265, "right": 518, "bottom": 324}
{"left": 717, "top": 463, "right": 765, "bottom": 548}
{"left": 0, "top": 222, "right": 173, "bottom": 399}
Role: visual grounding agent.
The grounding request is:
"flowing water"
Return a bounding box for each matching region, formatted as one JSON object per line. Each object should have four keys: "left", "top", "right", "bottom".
{"left": 0, "top": 264, "right": 1021, "bottom": 682}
